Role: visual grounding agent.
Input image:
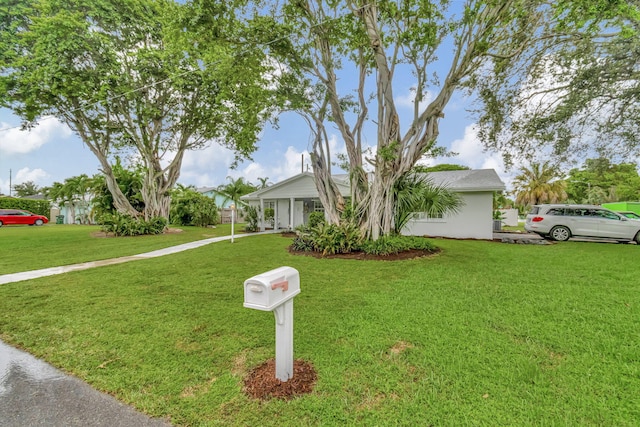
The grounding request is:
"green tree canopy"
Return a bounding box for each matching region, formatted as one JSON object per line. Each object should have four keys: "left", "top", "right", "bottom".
{"left": 0, "top": 0, "right": 283, "bottom": 220}
{"left": 12, "top": 181, "right": 40, "bottom": 197}
{"left": 565, "top": 158, "right": 640, "bottom": 204}
{"left": 477, "top": 0, "right": 639, "bottom": 166}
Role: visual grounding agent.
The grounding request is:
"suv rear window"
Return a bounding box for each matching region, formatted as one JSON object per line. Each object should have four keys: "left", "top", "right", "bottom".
{"left": 529, "top": 206, "right": 540, "bottom": 215}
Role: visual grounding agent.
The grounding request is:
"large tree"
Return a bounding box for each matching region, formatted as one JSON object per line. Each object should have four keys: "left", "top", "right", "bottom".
{"left": 0, "top": 0, "right": 280, "bottom": 220}
{"left": 260, "top": 0, "right": 597, "bottom": 240}
{"left": 477, "top": 0, "right": 640, "bottom": 165}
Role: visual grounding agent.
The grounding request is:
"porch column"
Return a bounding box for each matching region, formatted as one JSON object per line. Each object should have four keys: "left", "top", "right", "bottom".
{"left": 274, "top": 200, "right": 279, "bottom": 231}
{"left": 290, "top": 197, "right": 295, "bottom": 229}
{"left": 260, "top": 198, "right": 265, "bottom": 231}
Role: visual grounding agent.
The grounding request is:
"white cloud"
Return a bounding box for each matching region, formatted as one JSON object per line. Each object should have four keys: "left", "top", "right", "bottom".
{"left": 395, "top": 87, "right": 434, "bottom": 113}
{"left": 227, "top": 146, "right": 312, "bottom": 185}
{"left": 0, "top": 117, "right": 72, "bottom": 155}
{"left": 0, "top": 168, "right": 50, "bottom": 195}
{"left": 438, "top": 124, "right": 520, "bottom": 191}
{"left": 15, "top": 167, "right": 50, "bottom": 184}
{"left": 179, "top": 143, "right": 237, "bottom": 187}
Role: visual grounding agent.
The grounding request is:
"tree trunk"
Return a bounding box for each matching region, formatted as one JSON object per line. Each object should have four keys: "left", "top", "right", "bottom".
{"left": 310, "top": 152, "right": 344, "bottom": 224}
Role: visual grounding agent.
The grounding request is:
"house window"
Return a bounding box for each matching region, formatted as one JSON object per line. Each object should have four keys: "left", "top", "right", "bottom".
{"left": 313, "top": 200, "right": 325, "bottom": 212}
{"left": 414, "top": 212, "right": 444, "bottom": 220}
{"left": 264, "top": 201, "right": 275, "bottom": 210}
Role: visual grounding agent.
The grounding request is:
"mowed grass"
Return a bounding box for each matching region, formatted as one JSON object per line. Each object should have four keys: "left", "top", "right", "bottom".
{"left": 0, "top": 232, "right": 638, "bottom": 426}
{"left": 0, "top": 224, "right": 240, "bottom": 275}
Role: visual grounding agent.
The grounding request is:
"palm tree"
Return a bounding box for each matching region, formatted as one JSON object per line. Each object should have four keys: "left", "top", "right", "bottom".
{"left": 216, "top": 177, "right": 257, "bottom": 208}
{"left": 513, "top": 162, "right": 567, "bottom": 208}
{"left": 393, "top": 171, "right": 463, "bottom": 234}
{"left": 257, "top": 177, "right": 272, "bottom": 189}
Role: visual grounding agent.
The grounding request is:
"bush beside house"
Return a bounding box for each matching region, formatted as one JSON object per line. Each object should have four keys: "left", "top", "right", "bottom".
{"left": 0, "top": 197, "right": 50, "bottom": 217}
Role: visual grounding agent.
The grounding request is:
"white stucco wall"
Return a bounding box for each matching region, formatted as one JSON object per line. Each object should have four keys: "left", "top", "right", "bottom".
{"left": 402, "top": 192, "right": 494, "bottom": 240}
{"left": 499, "top": 208, "right": 519, "bottom": 227}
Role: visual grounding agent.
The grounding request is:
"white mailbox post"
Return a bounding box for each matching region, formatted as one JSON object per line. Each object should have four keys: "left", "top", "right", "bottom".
{"left": 243, "top": 266, "right": 300, "bottom": 382}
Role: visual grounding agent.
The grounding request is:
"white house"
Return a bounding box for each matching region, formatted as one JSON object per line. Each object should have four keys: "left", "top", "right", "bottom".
{"left": 401, "top": 169, "right": 505, "bottom": 239}
{"left": 241, "top": 169, "right": 505, "bottom": 240}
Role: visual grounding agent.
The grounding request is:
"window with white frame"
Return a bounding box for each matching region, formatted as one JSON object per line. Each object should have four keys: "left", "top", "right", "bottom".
{"left": 414, "top": 212, "right": 444, "bottom": 220}
{"left": 313, "top": 200, "right": 325, "bottom": 212}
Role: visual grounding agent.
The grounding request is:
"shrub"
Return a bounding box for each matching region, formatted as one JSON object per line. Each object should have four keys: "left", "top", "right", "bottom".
{"left": 293, "top": 221, "right": 362, "bottom": 255}
{"left": 0, "top": 197, "right": 50, "bottom": 217}
{"left": 290, "top": 233, "right": 316, "bottom": 252}
{"left": 264, "top": 207, "right": 275, "bottom": 226}
{"left": 308, "top": 211, "right": 326, "bottom": 229}
{"left": 99, "top": 213, "right": 167, "bottom": 236}
{"left": 170, "top": 188, "right": 218, "bottom": 227}
{"left": 360, "top": 235, "right": 436, "bottom": 255}
{"left": 245, "top": 206, "right": 259, "bottom": 232}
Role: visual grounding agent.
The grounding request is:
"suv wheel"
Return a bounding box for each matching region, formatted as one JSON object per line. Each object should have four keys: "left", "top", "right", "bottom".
{"left": 634, "top": 232, "right": 640, "bottom": 245}
{"left": 550, "top": 226, "right": 571, "bottom": 241}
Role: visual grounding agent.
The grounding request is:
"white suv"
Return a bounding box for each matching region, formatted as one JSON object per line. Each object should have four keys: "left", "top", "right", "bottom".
{"left": 525, "top": 204, "right": 640, "bottom": 243}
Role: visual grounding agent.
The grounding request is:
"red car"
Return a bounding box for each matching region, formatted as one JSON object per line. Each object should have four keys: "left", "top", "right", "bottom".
{"left": 0, "top": 209, "right": 49, "bottom": 227}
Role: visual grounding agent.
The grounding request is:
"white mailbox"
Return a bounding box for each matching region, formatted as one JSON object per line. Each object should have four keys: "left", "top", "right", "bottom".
{"left": 244, "top": 266, "right": 300, "bottom": 311}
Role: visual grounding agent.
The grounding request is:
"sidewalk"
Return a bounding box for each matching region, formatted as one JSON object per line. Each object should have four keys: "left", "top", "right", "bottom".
{"left": 0, "top": 231, "right": 273, "bottom": 286}
{"left": 0, "top": 230, "right": 277, "bottom": 425}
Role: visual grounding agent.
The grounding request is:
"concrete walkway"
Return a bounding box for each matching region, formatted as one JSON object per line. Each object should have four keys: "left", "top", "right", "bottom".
{"left": 0, "top": 230, "right": 277, "bottom": 425}
{"left": 0, "top": 231, "right": 274, "bottom": 286}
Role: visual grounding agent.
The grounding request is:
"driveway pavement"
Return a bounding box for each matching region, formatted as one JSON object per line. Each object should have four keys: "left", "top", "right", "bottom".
{"left": 0, "top": 340, "right": 170, "bottom": 427}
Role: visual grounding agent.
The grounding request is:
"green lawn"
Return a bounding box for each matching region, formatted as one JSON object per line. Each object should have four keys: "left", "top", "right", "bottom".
{"left": 0, "top": 231, "right": 638, "bottom": 426}
{"left": 0, "top": 224, "right": 240, "bottom": 275}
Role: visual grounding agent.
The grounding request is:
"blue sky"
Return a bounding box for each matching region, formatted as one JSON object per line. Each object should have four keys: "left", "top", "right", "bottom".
{"left": 0, "top": 90, "right": 514, "bottom": 196}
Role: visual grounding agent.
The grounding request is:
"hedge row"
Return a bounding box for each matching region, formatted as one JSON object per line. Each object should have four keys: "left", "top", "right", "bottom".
{"left": 0, "top": 197, "right": 51, "bottom": 217}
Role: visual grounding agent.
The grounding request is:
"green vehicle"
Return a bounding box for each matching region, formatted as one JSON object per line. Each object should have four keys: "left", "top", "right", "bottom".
{"left": 602, "top": 202, "right": 640, "bottom": 216}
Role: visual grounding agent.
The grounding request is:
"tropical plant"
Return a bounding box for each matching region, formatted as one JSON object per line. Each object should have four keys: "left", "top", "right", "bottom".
{"left": 308, "top": 211, "right": 326, "bottom": 229}
{"left": 306, "top": 222, "right": 363, "bottom": 255}
{"left": 393, "top": 172, "right": 462, "bottom": 234}
{"left": 244, "top": 206, "right": 259, "bottom": 232}
{"left": 216, "top": 177, "right": 257, "bottom": 209}
{"left": 44, "top": 174, "right": 96, "bottom": 224}
{"left": 257, "top": 177, "right": 272, "bottom": 189}
{"left": 512, "top": 162, "right": 567, "bottom": 208}
{"left": 91, "top": 161, "right": 145, "bottom": 220}
{"left": 100, "top": 213, "right": 167, "bottom": 236}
